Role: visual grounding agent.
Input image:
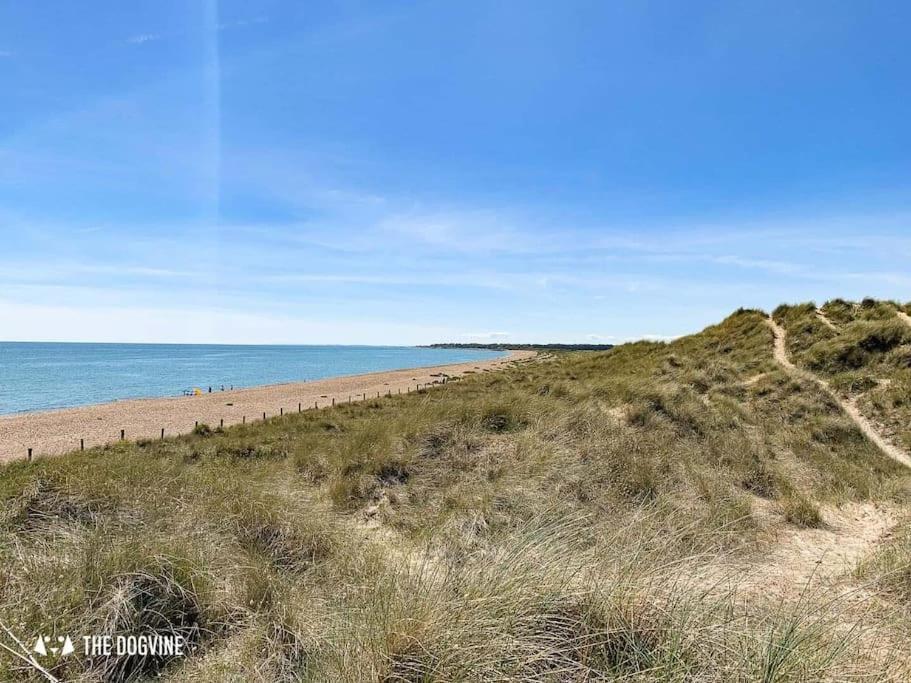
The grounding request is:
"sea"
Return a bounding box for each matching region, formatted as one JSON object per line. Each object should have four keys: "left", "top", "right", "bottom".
{"left": 0, "top": 342, "right": 505, "bottom": 415}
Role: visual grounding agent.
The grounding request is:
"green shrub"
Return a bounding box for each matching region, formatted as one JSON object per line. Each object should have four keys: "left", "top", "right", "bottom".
{"left": 739, "top": 457, "right": 778, "bottom": 498}
{"left": 234, "top": 504, "right": 337, "bottom": 570}
{"left": 829, "top": 372, "right": 878, "bottom": 394}
{"left": 479, "top": 403, "right": 526, "bottom": 433}
{"left": 193, "top": 423, "right": 213, "bottom": 437}
{"left": 215, "top": 442, "right": 289, "bottom": 460}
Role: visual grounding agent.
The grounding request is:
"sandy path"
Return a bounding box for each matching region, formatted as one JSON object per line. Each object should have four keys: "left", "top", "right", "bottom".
{"left": 0, "top": 351, "right": 536, "bottom": 463}
{"left": 816, "top": 308, "right": 838, "bottom": 330}
{"left": 767, "top": 317, "right": 911, "bottom": 468}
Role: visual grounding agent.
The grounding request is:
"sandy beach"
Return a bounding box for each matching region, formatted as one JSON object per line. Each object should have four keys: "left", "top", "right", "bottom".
{"left": 0, "top": 350, "right": 536, "bottom": 463}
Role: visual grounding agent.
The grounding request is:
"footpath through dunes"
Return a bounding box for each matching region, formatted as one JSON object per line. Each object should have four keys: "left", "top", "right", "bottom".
{"left": 897, "top": 309, "right": 911, "bottom": 330}
{"left": 766, "top": 316, "right": 911, "bottom": 468}
{"left": 0, "top": 350, "right": 535, "bottom": 463}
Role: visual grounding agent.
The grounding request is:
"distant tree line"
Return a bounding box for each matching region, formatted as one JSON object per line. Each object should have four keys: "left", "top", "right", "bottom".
{"left": 425, "top": 343, "right": 615, "bottom": 351}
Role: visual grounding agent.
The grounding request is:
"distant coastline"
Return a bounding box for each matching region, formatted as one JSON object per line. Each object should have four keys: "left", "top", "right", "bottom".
{"left": 424, "top": 342, "right": 615, "bottom": 351}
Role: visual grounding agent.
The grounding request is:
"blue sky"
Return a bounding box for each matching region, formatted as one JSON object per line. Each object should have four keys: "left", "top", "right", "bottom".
{"left": 1, "top": 1, "right": 909, "bottom": 344}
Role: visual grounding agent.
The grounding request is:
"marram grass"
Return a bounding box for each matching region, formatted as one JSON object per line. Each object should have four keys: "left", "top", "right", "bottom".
{"left": 2, "top": 302, "right": 911, "bottom": 680}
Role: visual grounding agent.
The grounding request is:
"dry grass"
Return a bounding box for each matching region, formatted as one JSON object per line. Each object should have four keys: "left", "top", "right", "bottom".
{"left": 2, "top": 304, "right": 911, "bottom": 680}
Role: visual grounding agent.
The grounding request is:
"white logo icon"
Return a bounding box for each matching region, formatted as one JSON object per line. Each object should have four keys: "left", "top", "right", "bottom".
{"left": 33, "top": 634, "right": 75, "bottom": 658}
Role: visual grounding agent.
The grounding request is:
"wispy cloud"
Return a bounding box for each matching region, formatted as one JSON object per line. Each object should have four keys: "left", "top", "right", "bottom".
{"left": 709, "top": 255, "right": 803, "bottom": 275}
{"left": 0, "top": 261, "right": 197, "bottom": 286}
{"left": 126, "top": 33, "right": 162, "bottom": 45}
{"left": 126, "top": 16, "right": 268, "bottom": 47}
{"left": 640, "top": 334, "right": 679, "bottom": 341}
{"left": 217, "top": 17, "right": 269, "bottom": 31}
{"left": 461, "top": 331, "right": 510, "bottom": 341}
{"left": 0, "top": 50, "right": 13, "bottom": 58}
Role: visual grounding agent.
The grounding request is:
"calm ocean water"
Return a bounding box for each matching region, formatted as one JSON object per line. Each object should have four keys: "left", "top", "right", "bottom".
{"left": 0, "top": 343, "right": 505, "bottom": 415}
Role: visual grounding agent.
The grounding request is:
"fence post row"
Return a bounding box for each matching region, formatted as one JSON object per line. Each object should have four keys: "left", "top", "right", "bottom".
{"left": 22, "top": 373, "right": 459, "bottom": 463}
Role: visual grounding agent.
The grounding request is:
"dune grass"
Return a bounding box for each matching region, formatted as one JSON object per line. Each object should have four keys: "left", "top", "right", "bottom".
{"left": 2, "top": 305, "right": 911, "bottom": 680}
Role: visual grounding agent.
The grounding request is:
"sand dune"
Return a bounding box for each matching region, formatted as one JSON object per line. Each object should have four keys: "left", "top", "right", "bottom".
{"left": 0, "top": 351, "right": 535, "bottom": 463}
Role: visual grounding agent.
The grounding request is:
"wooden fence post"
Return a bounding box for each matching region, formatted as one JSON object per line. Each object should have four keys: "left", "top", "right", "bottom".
{"left": 80, "top": 438, "right": 84, "bottom": 451}
{"left": 120, "top": 429, "right": 125, "bottom": 440}
{"left": 27, "top": 448, "right": 32, "bottom": 462}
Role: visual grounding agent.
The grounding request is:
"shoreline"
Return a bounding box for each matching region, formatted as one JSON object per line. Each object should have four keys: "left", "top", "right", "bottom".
{"left": 0, "top": 350, "right": 536, "bottom": 463}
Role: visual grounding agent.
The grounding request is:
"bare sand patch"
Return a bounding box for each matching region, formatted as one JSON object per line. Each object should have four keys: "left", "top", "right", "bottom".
{"left": 743, "top": 502, "right": 898, "bottom": 596}
{"left": 896, "top": 309, "right": 911, "bottom": 330}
